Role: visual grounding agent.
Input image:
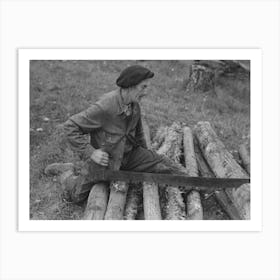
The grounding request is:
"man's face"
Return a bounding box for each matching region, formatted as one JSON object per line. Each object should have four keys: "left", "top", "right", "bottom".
{"left": 134, "top": 79, "right": 151, "bottom": 102}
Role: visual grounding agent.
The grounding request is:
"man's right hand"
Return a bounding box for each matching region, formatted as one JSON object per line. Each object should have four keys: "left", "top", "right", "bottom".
{"left": 90, "top": 149, "right": 109, "bottom": 167}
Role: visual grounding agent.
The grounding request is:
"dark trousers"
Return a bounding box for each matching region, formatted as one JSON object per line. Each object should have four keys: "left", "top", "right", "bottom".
{"left": 66, "top": 146, "right": 186, "bottom": 203}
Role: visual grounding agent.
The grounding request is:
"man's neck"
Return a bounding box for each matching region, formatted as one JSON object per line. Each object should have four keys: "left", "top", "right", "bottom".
{"left": 119, "top": 88, "right": 134, "bottom": 105}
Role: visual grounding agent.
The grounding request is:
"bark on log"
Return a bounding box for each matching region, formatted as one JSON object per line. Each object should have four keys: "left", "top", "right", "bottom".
{"left": 151, "top": 126, "right": 168, "bottom": 151}
{"left": 157, "top": 122, "right": 186, "bottom": 220}
{"left": 239, "top": 144, "right": 250, "bottom": 174}
{"left": 83, "top": 182, "right": 109, "bottom": 220}
{"left": 194, "top": 121, "right": 250, "bottom": 220}
{"left": 183, "top": 127, "right": 203, "bottom": 220}
{"left": 142, "top": 120, "right": 162, "bottom": 220}
{"left": 104, "top": 181, "right": 129, "bottom": 220}
{"left": 124, "top": 183, "right": 142, "bottom": 220}
{"left": 193, "top": 136, "right": 241, "bottom": 220}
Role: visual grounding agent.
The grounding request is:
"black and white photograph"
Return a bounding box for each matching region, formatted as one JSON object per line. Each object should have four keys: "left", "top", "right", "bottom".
{"left": 2, "top": 1, "right": 280, "bottom": 279}
{"left": 28, "top": 57, "right": 251, "bottom": 221}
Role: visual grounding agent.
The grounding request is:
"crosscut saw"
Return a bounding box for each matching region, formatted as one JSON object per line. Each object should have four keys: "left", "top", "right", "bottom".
{"left": 89, "top": 169, "right": 250, "bottom": 190}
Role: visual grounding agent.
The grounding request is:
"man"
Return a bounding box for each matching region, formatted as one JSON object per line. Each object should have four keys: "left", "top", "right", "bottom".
{"left": 62, "top": 65, "right": 186, "bottom": 203}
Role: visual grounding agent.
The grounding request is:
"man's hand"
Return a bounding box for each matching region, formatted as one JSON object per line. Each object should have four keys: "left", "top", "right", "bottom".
{"left": 90, "top": 149, "right": 109, "bottom": 167}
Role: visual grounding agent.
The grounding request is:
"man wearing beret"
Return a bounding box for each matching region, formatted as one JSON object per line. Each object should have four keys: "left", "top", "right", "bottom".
{"left": 62, "top": 65, "right": 186, "bottom": 203}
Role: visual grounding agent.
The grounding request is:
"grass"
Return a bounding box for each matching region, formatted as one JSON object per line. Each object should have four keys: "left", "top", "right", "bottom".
{"left": 29, "top": 60, "right": 250, "bottom": 220}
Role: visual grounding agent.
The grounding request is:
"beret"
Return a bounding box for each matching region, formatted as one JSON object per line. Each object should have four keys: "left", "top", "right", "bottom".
{"left": 116, "top": 65, "right": 154, "bottom": 88}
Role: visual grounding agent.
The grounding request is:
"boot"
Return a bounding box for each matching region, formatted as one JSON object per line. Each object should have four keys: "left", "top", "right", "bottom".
{"left": 45, "top": 162, "right": 76, "bottom": 202}
{"left": 44, "top": 162, "right": 74, "bottom": 176}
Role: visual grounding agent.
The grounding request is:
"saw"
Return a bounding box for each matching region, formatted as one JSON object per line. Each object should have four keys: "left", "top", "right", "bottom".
{"left": 89, "top": 170, "right": 250, "bottom": 190}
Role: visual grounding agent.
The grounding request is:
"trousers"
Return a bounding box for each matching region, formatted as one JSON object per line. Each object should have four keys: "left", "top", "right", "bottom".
{"left": 65, "top": 146, "right": 186, "bottom": 204}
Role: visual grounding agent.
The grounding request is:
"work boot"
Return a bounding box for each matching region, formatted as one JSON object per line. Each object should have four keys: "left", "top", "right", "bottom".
{"left": 44, "top": 162, "right": 75, "bottom": 176}
{"left": 45, "top": 162, "right": 76, "bottom": 202}
{"left": 60, "top": 170, "right": 79, "bottom": 203}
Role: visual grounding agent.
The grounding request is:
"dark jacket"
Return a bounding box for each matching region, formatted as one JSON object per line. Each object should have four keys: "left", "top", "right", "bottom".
{"left": 64, "top": 89, "right": 147, "bottom": 170}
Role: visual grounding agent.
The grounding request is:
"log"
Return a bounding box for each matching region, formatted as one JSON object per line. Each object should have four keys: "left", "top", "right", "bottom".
{"left": 124, "top": 183, "right": 142, "bottom": 220}
{"left": 142, "top": 120, "right": 162, "bottom": 220}
{"left": 183, "top": 127, "right": 203, "bottom": 220}
{"left": 193, "top": 136, "right": 241, "bottom": 220}
{"left": 157, "top": 122, "right": 186, "bottom": 220}
{"left": 122, "top": 119, "right": 153, "bottom": 220}
{"left": 194, "top": 121, "right": 250, "bottom": 220}
{"left": 239, "top": 144, "right": 250, "bottom": 174}
{"left": 83, "top": 182, "right": 109, "bottom": 220}
{"left": 143, "top": 181, "right": 162, "bottom": 220}
{"left": 104, "top": 181, "right": 129, "bottom": 220}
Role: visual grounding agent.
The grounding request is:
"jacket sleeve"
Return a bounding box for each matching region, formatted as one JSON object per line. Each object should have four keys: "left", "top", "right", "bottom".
{"left": 64, "top": 104, "right": 104, "bottom": 160}
{"left": 135, "top": 117, "right": 148, "bottom": 149}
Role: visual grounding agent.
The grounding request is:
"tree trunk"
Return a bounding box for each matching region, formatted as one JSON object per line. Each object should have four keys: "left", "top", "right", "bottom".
{"left": 157, "top": 122, "right": 186, "bottom": 220}
{"left": 83, "top": 182, "right": 109, "bottom": 220}
{"left": 194, "top": 122, "right": 250, "bottom": 220}
{"left": 142, "top": 120, "right": 162, "bottom": 220}
{"left": 239, "top": 144, "right": 250, "bottom": 174}
{"left": 183, "top": 127, "right": 203, "bottom": 220}
{"left": 193, "top": 136, "right": 241, "bottom": 220}
{"left": 104, "top": 181, "right": 129, "bottom": 220}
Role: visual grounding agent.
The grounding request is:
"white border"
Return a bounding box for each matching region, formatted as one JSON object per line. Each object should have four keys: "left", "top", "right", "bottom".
{"left": 18, "top": 49, "right": 262, "bottom": 232}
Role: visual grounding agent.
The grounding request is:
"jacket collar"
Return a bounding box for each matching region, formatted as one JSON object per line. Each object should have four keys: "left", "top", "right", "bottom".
{"left": 117, "top": 88, "right": 134, "bottom": 116}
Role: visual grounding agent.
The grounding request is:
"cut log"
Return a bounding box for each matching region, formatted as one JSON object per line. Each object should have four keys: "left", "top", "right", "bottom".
{"left": 104, "top": 181, "right": 129, "bottom": 220}
{"left": 193, "top": 136, "right": 241, "bottom": 220}
{"left": 124, "top": 183, "right": 142, "bottom": 220}
{"left": 194, "top": 121, "right": 250, "bottom": 220}
{"left": 157, "top": 122, "right": 186, "bottom": 220}
{"left": 239, "top": 144, "right": 250, "bottom": 174}
{"left": 83, "top": 182, "right": 109, "bottom": 220}
{"left": 142, "top": 120, "right": 162, "bottom": 220}
{"left": 183, "top": 127, "right": 203, "bottom": 220}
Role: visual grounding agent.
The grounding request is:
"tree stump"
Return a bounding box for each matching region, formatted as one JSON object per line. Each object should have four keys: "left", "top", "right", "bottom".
{"left": 186, "top": 63, "right": 215, "bottom": 94}
{"left": 183, "top": 127, "right": 203, "bottom": 220}
{"left": 194, "top": 122, "right": 250, "bottom": 220}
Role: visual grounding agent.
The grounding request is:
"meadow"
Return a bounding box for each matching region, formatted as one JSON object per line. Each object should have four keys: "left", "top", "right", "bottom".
{"left": 29, "top": 60, "right": 250, "bottom": 219}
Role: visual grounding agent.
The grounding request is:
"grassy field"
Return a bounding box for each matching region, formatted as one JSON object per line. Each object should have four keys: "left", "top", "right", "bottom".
{"left": 30, "top": 60, "right": 250, "bottom": 220}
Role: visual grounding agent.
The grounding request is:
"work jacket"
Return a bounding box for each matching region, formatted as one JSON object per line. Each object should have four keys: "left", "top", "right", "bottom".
{"left": 64, "top": 89, "right": 147, "bottom": 170}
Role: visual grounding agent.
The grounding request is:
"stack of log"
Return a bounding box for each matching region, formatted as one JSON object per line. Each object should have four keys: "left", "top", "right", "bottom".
{"left": 83, "top": 121, "right": 250, "bottom": 220}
